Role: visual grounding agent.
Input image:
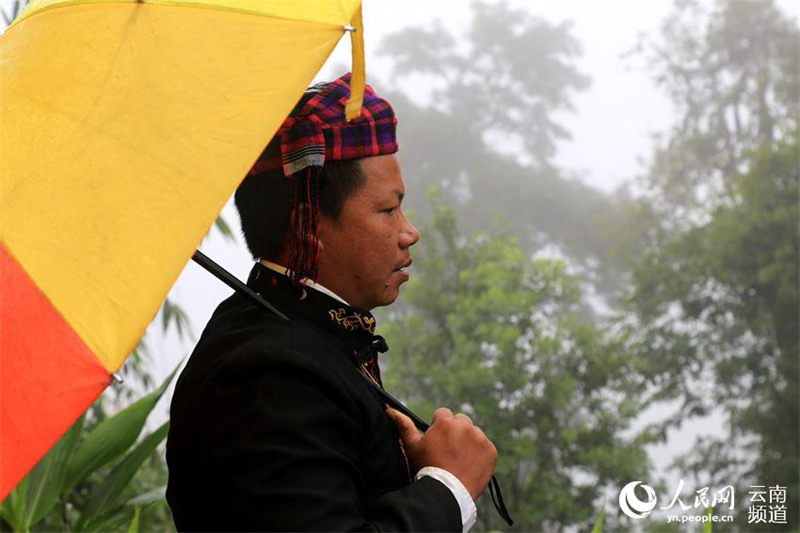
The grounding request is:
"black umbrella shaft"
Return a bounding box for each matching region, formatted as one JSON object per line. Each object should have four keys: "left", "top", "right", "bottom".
{"left": 191, "top": 250, "right": 288, "bottom": 320}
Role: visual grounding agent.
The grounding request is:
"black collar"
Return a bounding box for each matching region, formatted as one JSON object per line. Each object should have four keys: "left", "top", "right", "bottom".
{"left": 245, "top": 263, "right": 386, "bottom": 365}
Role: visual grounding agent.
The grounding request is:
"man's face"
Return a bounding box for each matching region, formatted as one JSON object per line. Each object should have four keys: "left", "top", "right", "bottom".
{"left": 316, "top": 154, "right": 420, "bottom": 310}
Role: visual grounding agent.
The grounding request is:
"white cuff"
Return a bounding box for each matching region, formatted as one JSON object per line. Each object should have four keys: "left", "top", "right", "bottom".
{"left": 416, "top": 466, "right": 477, "bottom": 533}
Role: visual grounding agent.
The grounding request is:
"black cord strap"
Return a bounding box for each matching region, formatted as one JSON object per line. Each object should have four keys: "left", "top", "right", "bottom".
{"left": 489, "top": 473, "right": 514, "bottom": 526}
{"left": 191, "top": 250, "right": 513, "bottom": 526}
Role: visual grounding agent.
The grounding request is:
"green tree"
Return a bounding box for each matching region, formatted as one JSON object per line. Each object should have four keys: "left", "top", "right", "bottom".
{"left": 627, "top": 131, "right": 799, "bottom": 529}
{"left": 379, "top": 192, "right": 652, "bottom": 531}
{"left": 624, "top": 0, "right": 799, "bottom": 528}
{"left": 632, "top": 0, "right": 798, "bottom": 228}
{"left": 377, "top": 3, "right": 632, "bottom": 300}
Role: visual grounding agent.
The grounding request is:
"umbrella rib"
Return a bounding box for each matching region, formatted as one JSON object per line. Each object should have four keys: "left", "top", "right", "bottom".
{"left": 154, "top": 1, "right": 350, "bottom": 29}
{"left": 5, "top": 1, "right": 350, "bottom": 34}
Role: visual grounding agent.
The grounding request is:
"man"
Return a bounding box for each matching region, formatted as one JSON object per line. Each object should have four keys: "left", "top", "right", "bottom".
{"left": 166, "top": 74, "right": 497, "bottom": 531}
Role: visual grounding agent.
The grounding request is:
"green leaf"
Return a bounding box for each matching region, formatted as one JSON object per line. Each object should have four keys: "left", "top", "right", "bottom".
{"left": 214, "top": 214, "right": 234, "bottom": 241}
{"left": 127, "top": 506, "right": 141, "bottom": 533}
{"left": 703, "top": 505, "right": 714, "bottom": 533}
{"left": 80, "top": 505, "right": 136, "bottom": 533}
{"left": 81, "top": 487, "right": 164, "bottom": 533}
{"left": 161, "top": 298, "right": 194, "bottom": 341}
{"left": 590, "top": 505, "right": 604, "bottom": 533}
{"left": 22, "top": 414, "right": 85, "bottom": 528}
{"left": 63, "top": 363, "right": 179, "bottom": 491}
{"left": 79, "top": 422, "right": 169, "bottom": 526}
{"left": 0, "top": 0, "right": 21, "bottom": 26}
{"left": 124, "top": 486, "right": 166, "bottom": 508}
{"left": 0, "top": 474, "right": 29, "bottom": 532}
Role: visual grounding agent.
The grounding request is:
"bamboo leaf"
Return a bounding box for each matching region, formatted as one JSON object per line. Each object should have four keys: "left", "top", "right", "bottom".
{"left": 124, "top": 486, "right": 166, "bottom": 508}
{"left": 590, "top": 505, "right": 604, "bottom": 533}
{"left": 161, "top": 299, "right": 193, "bottom": 341}
{"left": 0, "top": 474, "right": 29, "bottom": 532}
{"left": 80, "top": 506, "right": 136, "bottom": 533}
{"left": 81, "top": 487, "right": 163, "bottom": 533}
{"left": 214, "top": 214, "right": 234, "bottom": 241}
{"left": 64, "top": 363, "right": 179, "bottom": 491}
{"left": 0, "top": 0, "right": 21, "bottom": 26}
{"left": 703, "top": 505, "right": 714, "bottom": 533}
{"left": 22, "top": 413, "right": 85, "bottom": 528}
{"left": 127, "top": 506, "right": 141, "bottom": 533}
{"left": 79, "top": 422, "right": 169, "bottom": 525}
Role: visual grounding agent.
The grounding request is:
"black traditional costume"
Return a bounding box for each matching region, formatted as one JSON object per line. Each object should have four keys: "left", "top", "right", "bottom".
{"left": 166, "top": 264, "right": 463, "bottom": 531}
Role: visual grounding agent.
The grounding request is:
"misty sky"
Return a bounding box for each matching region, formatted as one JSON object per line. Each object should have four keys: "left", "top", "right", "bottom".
{"left": 324, "top": 0, "right": 676, "bottom": 194}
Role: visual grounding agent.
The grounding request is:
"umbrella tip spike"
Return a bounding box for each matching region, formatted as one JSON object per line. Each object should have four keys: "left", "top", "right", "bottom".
{"left": 343, "top": 25, "right": 356, "bottom": 32}
{"left": 111, "top": 372, "right": 124, "bottom": 384}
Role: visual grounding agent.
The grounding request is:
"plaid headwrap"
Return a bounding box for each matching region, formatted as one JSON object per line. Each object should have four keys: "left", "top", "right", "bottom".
{"left": 248, "top": 73, "right": 398, "bottom": 285}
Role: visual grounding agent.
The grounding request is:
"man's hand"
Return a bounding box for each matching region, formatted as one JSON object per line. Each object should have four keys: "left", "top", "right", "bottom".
{"left": 386, "top": 407, "right": 497, "bottom": 501}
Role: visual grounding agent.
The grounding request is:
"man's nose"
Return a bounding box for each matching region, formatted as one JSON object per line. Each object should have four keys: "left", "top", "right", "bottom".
{"left": 400, "top": 214, "right": 420, "bottom": 248}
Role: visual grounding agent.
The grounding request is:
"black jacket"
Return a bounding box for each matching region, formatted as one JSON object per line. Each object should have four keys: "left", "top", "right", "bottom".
{"left": 166, "top": 263, "right": 461, "bottom": 531}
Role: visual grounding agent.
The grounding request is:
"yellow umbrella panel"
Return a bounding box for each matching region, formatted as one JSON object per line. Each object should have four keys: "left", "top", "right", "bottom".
{"left": 0, "top": 0, "right": 364, "bottom": 499}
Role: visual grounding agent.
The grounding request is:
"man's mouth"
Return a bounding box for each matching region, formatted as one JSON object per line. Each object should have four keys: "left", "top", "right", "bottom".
{"left": 395, "top": 259, "right": 413, "bottom": 272}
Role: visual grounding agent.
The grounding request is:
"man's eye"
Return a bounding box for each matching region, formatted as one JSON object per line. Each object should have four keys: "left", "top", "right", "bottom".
{"left": 383, "top": 207, "right": 397, "bottom": 215}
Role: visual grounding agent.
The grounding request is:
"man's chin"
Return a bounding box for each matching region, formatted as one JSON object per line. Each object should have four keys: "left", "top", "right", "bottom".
{"left": 367, "top": 285, "right": 403, "bottom": 310}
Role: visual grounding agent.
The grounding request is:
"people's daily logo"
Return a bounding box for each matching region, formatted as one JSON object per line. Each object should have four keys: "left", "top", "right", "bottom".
{"left": 617, "top": 479, "right": 787, "bottom": 526}
{"left": 618, "top": 481, "right": 657, "bottom": 519}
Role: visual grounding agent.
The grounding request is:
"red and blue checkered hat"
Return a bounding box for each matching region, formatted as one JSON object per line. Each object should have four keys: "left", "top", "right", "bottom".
{"left": 246, "top": 73, "right": 399, "bottom": 285}
{"left": 249, "top": 72, "right": 398, "bottom": 178}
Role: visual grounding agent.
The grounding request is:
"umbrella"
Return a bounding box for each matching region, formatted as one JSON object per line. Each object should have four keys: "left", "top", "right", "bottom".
{"left": 0, "top": 0, "right": 365, "bottom": 499}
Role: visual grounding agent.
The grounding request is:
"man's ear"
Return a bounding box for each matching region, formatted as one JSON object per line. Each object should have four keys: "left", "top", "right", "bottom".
{"left": 288, "top": 205, "right": 327, "bottom": 254}
{"left": 316, "top": 211, "right": 333, "bottom": 246}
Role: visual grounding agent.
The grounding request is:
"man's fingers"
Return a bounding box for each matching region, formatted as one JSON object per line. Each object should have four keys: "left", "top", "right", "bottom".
{"left": 433, "top": 409, "right": 474, "bottom": 427}
{"left": 431, "top": 407, "right": 454, "bottom": 423}
{"left": 386, "top": 408, "right": 423, "bottom": 446}
{"left": 454, "top": 413, "right": 474, "bottom": 425}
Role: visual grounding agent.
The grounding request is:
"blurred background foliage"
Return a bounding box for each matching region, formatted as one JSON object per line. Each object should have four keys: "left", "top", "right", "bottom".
{"left": 375, "top": 1, "right": 798, "bottom": 530}
{"left": 1, "top": 0, "right": 796, "bottom": 531}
